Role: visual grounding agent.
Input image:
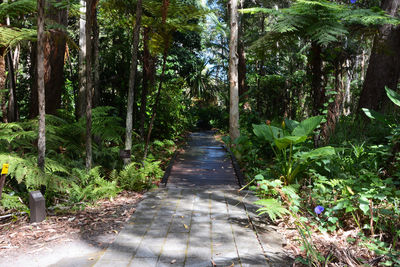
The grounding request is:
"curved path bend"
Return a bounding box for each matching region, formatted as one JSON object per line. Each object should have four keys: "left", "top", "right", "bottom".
{"left": 94, "top": 131, "right": 291, "bottom": 267}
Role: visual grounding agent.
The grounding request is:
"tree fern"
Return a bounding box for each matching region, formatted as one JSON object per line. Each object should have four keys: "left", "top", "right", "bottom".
{"left": 243, "top": 0, "right": 399, "bottom": 47}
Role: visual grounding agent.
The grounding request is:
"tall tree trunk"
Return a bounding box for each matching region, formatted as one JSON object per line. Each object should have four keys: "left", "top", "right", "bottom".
{"left": 93, "top": 7, "right": 100, "bottom": 108}
{"left": 310, "top": 41, "right": 324, "bottom": 116}
{"left": 7, "top": 52, "right": 17, "bottom": 122}
{"left": 143, "top": 0, "right": 170, "bottom": 160}
{"left": 85, "top": 0, "right": 97, "bottom": 170}
{"left": 0, "top": 49, "right": 6, "bottom": 123}
{"left": 37, "top": 0, "right": 46, "bottom": 170}
{"left": 358, "top": 0, "right": 400, "bottom": 112}
{"left": 77, "top": 0, "right": 86, "bottom": 118}
{"left": 124, "top": 0, "right": 142, "bottom": 165}
{"left": 229, "top": 0, "right": 240, "bottom": 141}
{"left": 238, "top": 7, "right": 246, "bottom": 98}
{"left": 139, "top": 27, "right": 153, "bottom": 140}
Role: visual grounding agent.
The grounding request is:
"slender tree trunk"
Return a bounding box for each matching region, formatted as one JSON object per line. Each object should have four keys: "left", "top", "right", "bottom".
{"left": 93, "top": 7, "right": 100, "bottom": 108}
{"left": 124, "top": 0, "right": 142, "bottom": 165}
{"left": 238, "top": 7, "right": 246, "bottom": 98}
{"left": 37, "top": 0, "right": 46, "bottom": 170}
{"left": 143, "top": 0, "right": 170, "bottom": 160}
{"left": 358, "top": 0, "right": 400, "bottom": 112}
{"left": 77, "top": 0, "right": 86, "bottom": 118}
{"left": 229, "top": 0, "right": 240, "bottom": 141}
{"left": 85, "top": 0, "right": 97, "bottom": 170}
{"left": 0, "top": 49, "right": 7, "bottom": 123}
{"left": 139, "top": 27, "right": 153, "bottom": 139}
{"left": 7, "top": 52, "right": 16, "bottom": 122}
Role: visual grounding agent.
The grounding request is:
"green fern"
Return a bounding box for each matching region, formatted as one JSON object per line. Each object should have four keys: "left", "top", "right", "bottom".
{"left": 68, "top": 166, "right": 120, "bottom": 203}
{"left": 244, "top": 0, "right": 399, "bottom": 47}
{"left": 0, "top": 193, "right": 27, "bottom": 212}
{"left": 117, "top": 159, "right": 163, "bottom": 191}
{"left": 254, "top": 198, "right": 289, "bottom": 221}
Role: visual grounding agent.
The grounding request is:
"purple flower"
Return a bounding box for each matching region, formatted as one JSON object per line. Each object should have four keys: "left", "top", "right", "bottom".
{"left": 314, "top": 205, "right": 324, "bottom": 215}
{"left": 350, "top": 0, "right": 356, "bottom": 3}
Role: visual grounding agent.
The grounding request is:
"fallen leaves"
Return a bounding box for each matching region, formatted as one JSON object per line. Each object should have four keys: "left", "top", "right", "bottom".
{"left": 0, "top": 191, "right": 142, "bottom": 257}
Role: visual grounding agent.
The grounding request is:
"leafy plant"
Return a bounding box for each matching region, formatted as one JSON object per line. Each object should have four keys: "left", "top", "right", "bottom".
{"left": 252, "top": 116, "right": 335, "bottom": 184}
{"left": 0, "top": 192, "right": 27, "bottom": 212}
{"left": 68, "top": 167, "right": 120, "bottom": 203}
{"left": 116, "top": 159, "right": 164, "bottom": 191}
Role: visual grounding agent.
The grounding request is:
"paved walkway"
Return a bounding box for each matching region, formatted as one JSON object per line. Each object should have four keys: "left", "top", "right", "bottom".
{"left": 94, "top": 132, "right": 290, "bottom": 267}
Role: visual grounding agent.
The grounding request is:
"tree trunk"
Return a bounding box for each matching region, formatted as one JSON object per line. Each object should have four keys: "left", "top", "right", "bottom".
{"left": 93, "top": 7, "right": 100, "bottom": 108}
{"left": 30, "top": 0, "right": 68, "bottom": 118}
{"left": 139, "top": 27, "right": 153, "bottom": 139}
{"left": 0, "top": 49, "right": 7, "bottom": 123}
{"left": 358, "top": 0, "right": 400, "bottom": 112}
{"left": 124, "top": 0, "right": 142, "bottom": 165}
{"left": 322, "top": 68, "right": 344, "bottom": 143}
{"left": 7, "top": 52, "right": 17, "bottom": 122}
{"left": 229, "top": 0, "right": 240, "bottom": 141}
{"left": 310, "top": 41, "right": 324, "bottom": 116}
{"left": 37, "top": 0, "right": 46, "bottom": 170}
{"left": 77, "top": 0, "right": 86, "bottom": 118}
{"left": 143, "top": 0, "right": 170, "bottom": 160}
{"left": 238, "top": 9, "right": 246, "bottom": 98}
{"left": 85, "top": 0, "right": 96, "bottom": 170}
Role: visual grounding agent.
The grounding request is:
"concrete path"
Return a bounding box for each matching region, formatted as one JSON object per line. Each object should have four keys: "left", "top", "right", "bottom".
{"left": 94, "top": 132, "right": 291, "bottom": 267}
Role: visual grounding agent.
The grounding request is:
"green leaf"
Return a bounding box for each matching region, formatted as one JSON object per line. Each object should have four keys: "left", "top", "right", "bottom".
{"left": 274, "top": 135, "right": 307, "bottom": 150}
{"left": 284, "top": 118, "right": 300, "bottom": 132}
{"left": 253, "top": 124, "right": 283, "bottom": 142}
{"left": 292, "top": 116, "right": 323, "bottom": 136}
{"left": 385, "top": 86, "right": 400, "bottom": 107}
{"left": 299, "top": 146, "right": 335, "bottom": 161}
{"left": 359, "top": 196, "right": 370, "bottom": 214}
{"left": 362, "top": 108, "right": 387, "bottom": 124}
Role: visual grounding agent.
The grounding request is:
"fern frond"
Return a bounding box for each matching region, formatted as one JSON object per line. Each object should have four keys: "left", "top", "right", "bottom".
{"left": 254, "top": 198, "right": 289, "bottom": 221}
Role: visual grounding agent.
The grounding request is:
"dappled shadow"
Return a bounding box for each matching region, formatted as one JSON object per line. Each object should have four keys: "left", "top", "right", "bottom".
{"left": 53, "top": 131, "right": 292, "bottom": 266}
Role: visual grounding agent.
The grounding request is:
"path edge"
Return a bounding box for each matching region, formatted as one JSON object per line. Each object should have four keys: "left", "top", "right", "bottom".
{"left": 222, "top": 144, "right": 246, "bottom": 188}
{"left": 160, "top": 150, "right": 179, "bottom": 187}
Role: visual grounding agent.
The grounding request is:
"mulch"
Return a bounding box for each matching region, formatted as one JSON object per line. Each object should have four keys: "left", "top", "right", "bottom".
{"left": 0, "top": 191, "right": 142, "bottom": 256}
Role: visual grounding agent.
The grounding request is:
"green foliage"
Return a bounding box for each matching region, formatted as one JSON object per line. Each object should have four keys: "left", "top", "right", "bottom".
{"left": 68, "top": 167, "right": 120, "bottom": 203}
{"left": 244, "top": 0, "right": 398, "bottom": 47}
{"left": 117, "top": 159, "right": 164, "bottom": 191}
{"left": 252, "top": 116, "right": 335, "bottom": 184}
{"left": 0, "top": 192, "right": 27, "bottom": 212}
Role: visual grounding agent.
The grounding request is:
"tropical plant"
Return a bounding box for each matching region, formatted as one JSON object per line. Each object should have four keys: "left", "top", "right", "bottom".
{"left": 252, "top": 116, "right": 335, "bottom": 184}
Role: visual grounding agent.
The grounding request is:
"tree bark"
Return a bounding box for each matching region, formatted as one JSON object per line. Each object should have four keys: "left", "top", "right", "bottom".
{"left": 310, "top": 41, "right": 324, "bottom": 116}
{"left": 93, "top": 7, "right": 100, "bottom": 108}
{"left": 30, "top": 0, "right": 68, "bottom": 118}
{"left": 139, "top": 27, "right": 154, "bottom": 139}
{"left": 124, "top": 0, "right": 142, "bottom": 165}
{"left": 358, "top": 0, "right": 400, "bottom": 112}
{"left": 37, "top": 0, "right": 46, "bottom": 170}
{"left": 85, "top": 0, "right": 96, "bottom": 170}
{"left": 0, "top": 48, "right": 7, "bottom": 123}
{"left": 77, "top": 0, "right": 87, "bottom": 118}
{"left": 229, "top": 0, "right": 240, "bottom": 141}
{"left": 7, "top": 52, "right": 17, "bottom": 122}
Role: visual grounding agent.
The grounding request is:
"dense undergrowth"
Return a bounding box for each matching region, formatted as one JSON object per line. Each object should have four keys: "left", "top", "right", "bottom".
{"left": 224, "top": 90, "right": 400, "bottom": 266}
{"left": 0, "top": 106, "right": 187, "bottom": 215}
